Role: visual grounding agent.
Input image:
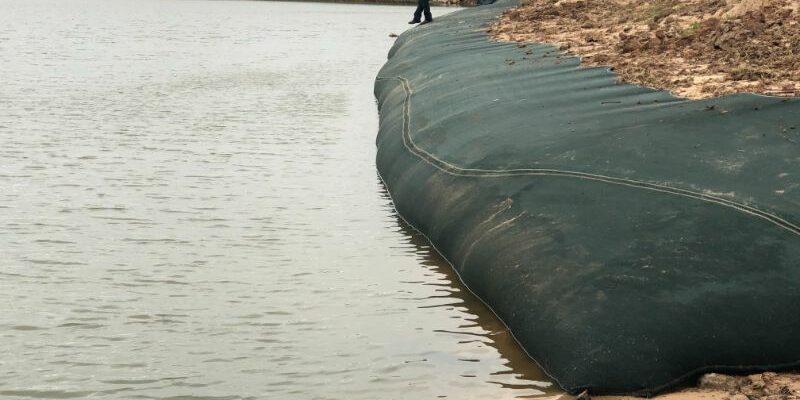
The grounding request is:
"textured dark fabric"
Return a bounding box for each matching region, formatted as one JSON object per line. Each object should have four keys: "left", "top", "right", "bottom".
{"left": 375, "top": 0, "right": 800, "bottom": 396}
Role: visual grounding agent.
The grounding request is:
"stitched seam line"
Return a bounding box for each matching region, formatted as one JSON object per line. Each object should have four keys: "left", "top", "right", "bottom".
{"left": 376, "top": 76, "right": 800, "bottom": 236}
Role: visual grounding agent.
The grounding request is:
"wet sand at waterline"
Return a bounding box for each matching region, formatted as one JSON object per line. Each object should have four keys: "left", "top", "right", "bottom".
{"left": 0, "top": 0, "right": 558, "bottom": 399}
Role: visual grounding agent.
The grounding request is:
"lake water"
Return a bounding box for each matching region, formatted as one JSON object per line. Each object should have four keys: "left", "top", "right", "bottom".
{"left": 0, "top": 0, "right": 558, "bottom": 398}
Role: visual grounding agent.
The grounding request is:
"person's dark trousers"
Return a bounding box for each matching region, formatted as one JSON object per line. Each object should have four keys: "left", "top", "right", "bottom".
{"left": 412, "top": 0, "right": 432, "bottom": 22}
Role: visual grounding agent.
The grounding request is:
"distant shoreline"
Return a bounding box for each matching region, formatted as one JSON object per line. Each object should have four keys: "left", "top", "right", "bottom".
{"left": 254, "top": 0, "right": 464, "bottom": 7}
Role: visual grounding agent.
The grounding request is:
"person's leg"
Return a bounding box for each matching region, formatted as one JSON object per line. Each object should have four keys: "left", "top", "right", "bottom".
{"left": 410, "top": 0, "right": 423, "bottom": 23}
{"left": 422, "top": 0, "right": 433, "bottom": 23}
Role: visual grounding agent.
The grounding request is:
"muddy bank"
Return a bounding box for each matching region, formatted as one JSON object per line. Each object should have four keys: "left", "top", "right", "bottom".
{"left": 489, "top": 0, "right": 800, "bottom": 99}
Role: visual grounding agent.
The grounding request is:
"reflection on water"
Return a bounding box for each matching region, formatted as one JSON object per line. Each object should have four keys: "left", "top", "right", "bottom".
{"left": 384, "top": 183, "right": 560, "bottom": 398}
{"left": 0, "top": 0, "right": 558, "bottom": 398}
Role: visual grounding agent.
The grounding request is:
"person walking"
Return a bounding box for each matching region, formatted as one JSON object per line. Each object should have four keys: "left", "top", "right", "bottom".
{"left": 409, "top": 0, "right": 433, "bottom": 25}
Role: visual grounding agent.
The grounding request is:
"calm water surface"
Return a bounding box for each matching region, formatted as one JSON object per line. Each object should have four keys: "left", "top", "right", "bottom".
{"left": 0, "top": 0, "right": 558, "bottom": 398}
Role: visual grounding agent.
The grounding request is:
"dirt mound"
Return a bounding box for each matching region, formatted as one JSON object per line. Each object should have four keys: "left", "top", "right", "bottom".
{"left": 489, "top": 0, "right": 800, "bottom": 99}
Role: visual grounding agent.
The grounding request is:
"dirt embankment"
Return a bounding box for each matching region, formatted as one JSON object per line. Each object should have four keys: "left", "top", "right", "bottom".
{"left": 489, "top": 0, "right": 800, "bottom": 99}
{"left": 596, "top": 372, "right": 800, "bottom": 400}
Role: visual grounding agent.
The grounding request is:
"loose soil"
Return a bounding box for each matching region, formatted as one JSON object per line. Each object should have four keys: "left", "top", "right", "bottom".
{"left": 595, "top": 372, "right": 800, "bottom": 400}
{"left": 489, "top": 0, "right": 800, "bottom": 99}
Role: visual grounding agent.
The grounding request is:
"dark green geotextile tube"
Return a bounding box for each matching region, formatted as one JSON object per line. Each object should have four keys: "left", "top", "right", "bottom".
{"left": 374, "top": 0, "right": 800, "bottom": 396}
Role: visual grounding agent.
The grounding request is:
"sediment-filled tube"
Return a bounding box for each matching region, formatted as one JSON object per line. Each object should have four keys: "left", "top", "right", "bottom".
{"left": 374, "top": 0, "right": 800, "bottom": 395}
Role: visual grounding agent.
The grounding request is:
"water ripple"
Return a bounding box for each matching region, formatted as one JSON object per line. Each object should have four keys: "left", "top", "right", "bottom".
{"left": 0, "top": 1, "right": 556, "bottom": 399}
